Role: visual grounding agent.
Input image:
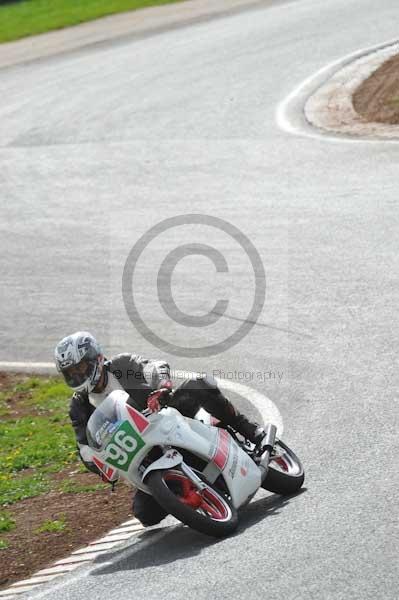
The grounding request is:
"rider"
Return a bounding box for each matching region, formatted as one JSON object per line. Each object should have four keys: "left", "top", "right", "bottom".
{"left": 55, "top": 331, "right": 265, "bottom": 526}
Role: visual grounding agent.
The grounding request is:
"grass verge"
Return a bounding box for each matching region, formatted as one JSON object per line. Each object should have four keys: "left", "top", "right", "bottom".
{"left": 35, "top": 516, "right": 68, "bottom": 534}
{"left": 0, "top": 0, "right": 185, "bottom": 44}
{"left": 0, "top": 373, "right": 133, "bottom": 590}
{"left": 0, "top": 376, "right": 75, "bottom": 506}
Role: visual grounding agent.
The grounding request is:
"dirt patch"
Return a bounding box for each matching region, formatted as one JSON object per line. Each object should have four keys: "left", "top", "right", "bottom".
{"left": 353, "top": 53, "right": 399, "bottom": 124}
{"left": 0, "top": 470, "right": 134, "bottom": 589}
{"left": 0, "top": 372, "right": 27, "bottom": 391}
{"left": 0, "top": 372, "right": 137, "bottom": 590}
{"left": 0, "top": 372, "right": 42, "bottom": 420}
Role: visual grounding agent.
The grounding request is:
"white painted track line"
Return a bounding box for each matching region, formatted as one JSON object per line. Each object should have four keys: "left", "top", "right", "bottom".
{"left": 217, "top": 377, "right": 283, "bottom": 435}
{"left": 0, "top": 363, "right": 283, "bottom": 430}
{"left": 0, "top": 362, "right": 55, "bottom": 373}
{"left": 276, "top": 36, "right": 399, "bottom": 144}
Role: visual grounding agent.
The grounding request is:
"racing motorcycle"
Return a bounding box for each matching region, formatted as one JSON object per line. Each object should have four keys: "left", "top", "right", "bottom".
{"left": 86, "top": 389, "right": 304, "bottom": 537}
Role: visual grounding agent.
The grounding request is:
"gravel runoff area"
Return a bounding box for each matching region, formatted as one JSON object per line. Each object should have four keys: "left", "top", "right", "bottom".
{"left": 353, "top": 52, "right": 399, "bottom": 124}
{"left": 305, "top": 42, "right": 399, "bottom": 138}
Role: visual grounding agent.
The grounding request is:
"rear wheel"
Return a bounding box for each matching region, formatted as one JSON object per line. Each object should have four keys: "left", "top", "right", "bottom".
{"left": 146, "top": 468, "right": 238, "bottom": 537}
{"left": 261, "top": 440, "right": 305, "bottom": 495}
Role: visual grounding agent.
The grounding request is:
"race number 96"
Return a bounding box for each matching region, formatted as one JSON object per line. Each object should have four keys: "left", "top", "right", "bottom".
{"left": 105, "top": 421, "right": 145, "bottom": 472}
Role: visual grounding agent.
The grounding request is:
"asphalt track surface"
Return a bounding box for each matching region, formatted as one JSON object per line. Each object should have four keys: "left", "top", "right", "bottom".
{"left": 1, "top": 0, "right": 399, "bottom": 598}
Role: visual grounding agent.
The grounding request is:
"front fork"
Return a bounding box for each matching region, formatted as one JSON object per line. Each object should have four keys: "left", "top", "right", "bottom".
{"left": 258, "top": 423, "right": 277, "bottom": 482}
{"left": 142, "top": 446, "right": 208, "bottom": 492}
{"left": 180, "top": 462, "right": 208, "bottom": 492}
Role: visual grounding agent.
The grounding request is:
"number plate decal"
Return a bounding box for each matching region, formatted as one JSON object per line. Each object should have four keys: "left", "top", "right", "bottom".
{"left": 104, "top": 420, "right": 145, "bottom": 472}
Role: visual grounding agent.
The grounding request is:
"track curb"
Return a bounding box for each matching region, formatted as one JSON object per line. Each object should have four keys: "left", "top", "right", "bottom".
{"left": 0, "top": 519, "right": 144, "bottom": 598}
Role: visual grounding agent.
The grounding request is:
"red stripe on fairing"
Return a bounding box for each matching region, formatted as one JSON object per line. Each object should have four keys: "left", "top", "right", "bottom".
{"left": 93, "top": 456, "right": 105, "bottom": 470}
{"left": 93, "top": 456, "right": 116, "bottom": 480}
{"left": 126, "top": 404, "right": 150, "bottom": 433}
{"left": 212, "top": 429, "right": 230, "bottom": 470}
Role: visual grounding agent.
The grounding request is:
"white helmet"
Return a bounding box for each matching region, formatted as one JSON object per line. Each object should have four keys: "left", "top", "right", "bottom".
{"left": 54, "top": 331, "right": 104, "bottom": 393}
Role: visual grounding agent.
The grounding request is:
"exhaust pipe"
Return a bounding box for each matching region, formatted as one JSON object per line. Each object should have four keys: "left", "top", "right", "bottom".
{"left": 258, "top": 423, "right": 277, "bottom": 482}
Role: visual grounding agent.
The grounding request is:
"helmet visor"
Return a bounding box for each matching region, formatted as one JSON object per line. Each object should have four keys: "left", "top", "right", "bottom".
{"left": 61, "top": 357, "right": 96, "bottom": 389}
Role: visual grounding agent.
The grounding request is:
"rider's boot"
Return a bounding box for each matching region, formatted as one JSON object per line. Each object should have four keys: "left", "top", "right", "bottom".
{"left": 175, "top": 376, "right": 266, "bottom": 446}
{"left": 228, "top": 412, "right": 266, "bottom": 446}
{"left": 210, "top": 390, "right": 266, "bottom": 446}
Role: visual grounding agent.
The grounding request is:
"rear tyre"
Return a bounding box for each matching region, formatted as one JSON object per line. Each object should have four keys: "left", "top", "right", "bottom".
{"left": 146, "top": 468, "right": 238, "bottom": 537}
{"left": 261, "top": 440, "right": 305, "bottom": 495}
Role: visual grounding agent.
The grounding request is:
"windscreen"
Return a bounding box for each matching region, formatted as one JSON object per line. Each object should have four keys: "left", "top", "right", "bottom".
{"left": 86, "top": 392, "right": 127, "bottom": 451}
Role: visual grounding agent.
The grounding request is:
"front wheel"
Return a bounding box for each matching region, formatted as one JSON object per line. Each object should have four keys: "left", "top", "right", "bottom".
{"left": 261, "top": 440, "right": 305, "bottom": 495}
{"left": 146, "top": 468, "right": 238, "bottom": 537}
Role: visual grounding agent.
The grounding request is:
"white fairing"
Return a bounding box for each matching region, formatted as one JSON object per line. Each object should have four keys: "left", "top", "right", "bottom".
{"left": 218, "top": 437, "right": 261, "bottom": 507}
{"left": 86, "top": 390, "right": 262, "bottom": 509}
{"left": 142, "top": 449, "right": 183, "bottom": 480}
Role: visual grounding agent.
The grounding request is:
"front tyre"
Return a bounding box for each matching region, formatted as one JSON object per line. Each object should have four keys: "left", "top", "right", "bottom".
{"left": 146, "top": 468, "right": 238, "bottom": 537}
{"left": 261, "top": 440, "right": 305, "bottom": 495}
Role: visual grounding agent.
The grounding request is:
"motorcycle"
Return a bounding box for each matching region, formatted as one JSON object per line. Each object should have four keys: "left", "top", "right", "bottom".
{"left": 85, "top": 389, "right": 304, "bottom": 537}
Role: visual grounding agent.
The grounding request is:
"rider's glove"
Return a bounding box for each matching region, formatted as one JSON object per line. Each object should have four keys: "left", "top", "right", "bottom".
{"left": 147, "top": 381, "right": 173, "bottom": 412}
{"left": 147, "top": 391, "right": 162, "bottom": 413}
{"left": 158, "top": 379, "right": 173, "bottom": 391}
